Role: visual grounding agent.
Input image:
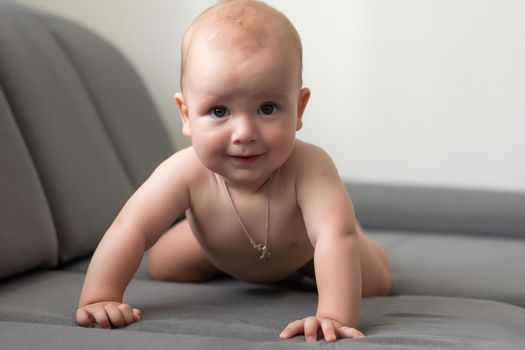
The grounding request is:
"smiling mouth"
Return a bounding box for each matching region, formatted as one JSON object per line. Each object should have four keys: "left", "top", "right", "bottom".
{"left": 227, "top": 154, "right": 263, "bottom": 165}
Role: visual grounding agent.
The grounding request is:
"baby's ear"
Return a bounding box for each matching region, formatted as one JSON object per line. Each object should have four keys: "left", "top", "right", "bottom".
{"left": 174, "top": 93, "right": 191, "bottom": 137}
{"left": 296, "top": 87, "right": 311, "bottom": 131}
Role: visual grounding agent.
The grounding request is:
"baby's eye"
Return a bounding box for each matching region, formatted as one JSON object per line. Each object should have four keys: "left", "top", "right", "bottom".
{"left": 257, "top": 103, "right": 277, "bottom": 116}
{"left": 210, "top": 106, "right": 230, "bottom": 118}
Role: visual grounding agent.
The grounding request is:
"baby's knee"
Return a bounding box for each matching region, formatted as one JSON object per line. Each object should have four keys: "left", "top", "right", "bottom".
{"left": 147, "top": 258, "right": 168, "bottom": 281}
{"left": 377, "top": 272, "right": 391, "bottom": 296}
{"left": 362, "top": 274, "right": 391, "bottom": 297}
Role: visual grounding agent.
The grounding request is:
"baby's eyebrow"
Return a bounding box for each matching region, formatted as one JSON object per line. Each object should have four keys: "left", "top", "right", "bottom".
{"left": 198, "top": 91, "right": 288, "bottom": 104}
{"left": 252, "top": 91, "right": 289, "bottom": 101}
{"left": 197, "top": 93, "right": 231, "bottom": 105}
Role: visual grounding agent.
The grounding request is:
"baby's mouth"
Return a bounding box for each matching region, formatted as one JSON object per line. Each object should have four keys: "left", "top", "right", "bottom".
{"left": 227, "top": 153, "right": 264, "bottom": 165}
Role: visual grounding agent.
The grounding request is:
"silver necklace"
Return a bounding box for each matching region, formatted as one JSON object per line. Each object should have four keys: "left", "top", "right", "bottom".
{"left": 220, "top": 175, "right": 272, "bottom": 261}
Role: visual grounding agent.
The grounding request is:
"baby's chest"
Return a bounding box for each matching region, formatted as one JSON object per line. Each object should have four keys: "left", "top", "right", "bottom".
{"left": 188, "top": 186, "right": 313, "bottom": 263}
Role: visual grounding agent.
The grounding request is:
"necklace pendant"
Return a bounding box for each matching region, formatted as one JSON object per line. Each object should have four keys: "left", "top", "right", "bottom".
{"left": 221, "top": 175, "right": 273, "bottom": 263}
{"left": 259, "top": 246, "right": 271, "bottom": 261}
{"left": 251, "top": 242, "right": 270, "bottom": 261}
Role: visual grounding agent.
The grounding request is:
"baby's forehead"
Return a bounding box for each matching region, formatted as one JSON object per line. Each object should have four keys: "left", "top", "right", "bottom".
{"left": 195, "top": 16, "right": 269, "bottom": 53}
{"left": 184, "top": 1, "right": 300, "bottom": 59}
{"left": 181, "top": 0, "right": 303, "bottom": 89}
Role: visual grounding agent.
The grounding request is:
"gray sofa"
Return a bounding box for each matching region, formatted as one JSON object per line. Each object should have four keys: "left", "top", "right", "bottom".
{"left": 1, "top": 1, "right": 524, "bottom": 349}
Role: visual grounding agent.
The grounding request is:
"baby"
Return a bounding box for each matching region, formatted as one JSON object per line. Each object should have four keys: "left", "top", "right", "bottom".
{"left": 76, "top": 0, "right": 391, "bottom": 342}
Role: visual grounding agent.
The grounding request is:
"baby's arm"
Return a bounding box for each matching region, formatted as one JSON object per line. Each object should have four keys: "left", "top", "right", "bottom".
{"left": 280, "top": 144, "right": 363, "bottom": 342}
{"left": 76, "top": 151, "right": 192, "bottom": 328}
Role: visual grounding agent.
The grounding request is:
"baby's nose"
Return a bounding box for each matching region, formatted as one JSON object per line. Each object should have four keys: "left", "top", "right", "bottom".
{"left": 232, "top": 116, "right": 256, "bottom": 144}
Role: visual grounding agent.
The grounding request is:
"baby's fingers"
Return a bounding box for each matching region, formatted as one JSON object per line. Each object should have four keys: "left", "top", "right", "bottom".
{"left": 76, "top": 303, "right": 142, "bottom": 329}
{"left": 90, "top": 307, "right": 111, "bottom": 329}
{"left": 336, "top": 326, "right": 365, "bottom": 339}
{"left": 304, "top": 316, "right": 320, "bottom": 342}
{"left": 320, "top": 319, "right": 337, "bottom": 342}
{"left": 117, "top": 304, "right": 140, "bottom": 326}
{"left": 279, "top": 319, "right": 305, "bottom": 339}
{"left": 133, "top": 308, "right": 143, "bottom": 322}
{"left": 105, "top": 304, "right": 126, "bottom": 328}
{"left": 76, "top": 308, "right": 95, "bottom": 328}
{"left": 104, "top": 304, "right": 142, "bottom": 328}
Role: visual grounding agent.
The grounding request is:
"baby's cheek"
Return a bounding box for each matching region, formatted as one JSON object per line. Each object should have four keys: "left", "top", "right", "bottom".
{"left": 273, "top": 137, "right": 296, "bottom": 162}
{"left": 193, "top": 142, "right": 220, "bottom": 169}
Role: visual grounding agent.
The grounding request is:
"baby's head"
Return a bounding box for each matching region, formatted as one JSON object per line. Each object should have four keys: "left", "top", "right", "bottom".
{"left": 176, "top": 0, "right": 310, "bottom": 184}
{"left": 180, "top": 0, "right": 303, "bottom": 91}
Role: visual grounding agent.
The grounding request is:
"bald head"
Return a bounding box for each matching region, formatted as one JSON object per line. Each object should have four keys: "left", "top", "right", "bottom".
{"left": 180, "top": 0, "right": 303, "bottom": 90}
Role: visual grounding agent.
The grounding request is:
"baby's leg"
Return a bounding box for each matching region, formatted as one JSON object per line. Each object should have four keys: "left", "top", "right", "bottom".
{"left": 148, "top": 219, "right": 223, "bottom": 282}
{"left": 300, "top": 222, "right": 391, "bottom": 297}
{"left": 356, "top": 222, "right": 391, "bottom": 297}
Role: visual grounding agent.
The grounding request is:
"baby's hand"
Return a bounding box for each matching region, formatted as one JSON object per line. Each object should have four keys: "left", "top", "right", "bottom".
{"left": 76, "top": 302, "right": 142, "bottom": 329}
{"left": 279, "top": 316, "right": 364, "bottom": 342}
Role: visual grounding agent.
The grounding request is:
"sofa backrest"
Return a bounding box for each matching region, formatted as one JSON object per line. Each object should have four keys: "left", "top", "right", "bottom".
{"left": 349, "top": 182, "right": 525, "bottom": 239}
{"left": 0, "top": 1, "right": 174, "bottom": 280}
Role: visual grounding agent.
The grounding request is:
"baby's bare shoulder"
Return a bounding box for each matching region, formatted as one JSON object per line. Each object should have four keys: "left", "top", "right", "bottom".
{"left": 288, "top": 140, "right": 336, "bottom": 173}
{"left": 157, "top": 147, "right": 202, "bottom": 175}
{"left": 150, "top": 147, "right": 207, "bottom": 186}
{"left": 114, "top": 147, "right": 205, "bottom": 234}
{"left": 288, "top": 140, "right": 342, "bottom": 195}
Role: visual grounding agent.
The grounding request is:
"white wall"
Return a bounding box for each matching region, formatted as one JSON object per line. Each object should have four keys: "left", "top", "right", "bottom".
{"left": 18, "top": 0, "right": 525, "bottom": 191}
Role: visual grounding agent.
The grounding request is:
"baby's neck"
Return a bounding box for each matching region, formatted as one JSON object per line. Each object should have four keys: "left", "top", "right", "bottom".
{"left": 214, "top": 172, "right": 274, "bottom": 195}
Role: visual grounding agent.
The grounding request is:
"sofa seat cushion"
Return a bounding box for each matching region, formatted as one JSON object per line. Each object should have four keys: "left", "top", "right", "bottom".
{"left": 1, "top": 270, "right": 524, "bottom": 349}
{"left": 371, "top": 230, "right": 525, "bottom": 307}
{"left": 64, "top": 228, "right": 525, "bottom": 308}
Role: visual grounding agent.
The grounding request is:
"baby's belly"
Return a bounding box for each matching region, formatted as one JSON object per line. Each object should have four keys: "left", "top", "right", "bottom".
{"left": 186, "top": 209, "right": 314, "bottom": 283}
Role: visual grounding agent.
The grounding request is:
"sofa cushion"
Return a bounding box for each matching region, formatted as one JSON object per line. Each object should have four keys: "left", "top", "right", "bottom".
{"left": 0, "top": 87, "right": 58, "bottom": 280}
{"left": 41, "top": 12, "right": 175, "bottom": 189}
{"left": 1, "top": 271, "right": 524, "bottom": 349}
{"left": 349, "top": 182, "right": 525, "bottom": 239}
{"left": 67, "top": 229, "right": 525, "bottom": 309}
{"left": 0, "top": 1, "right": 174, "bottom": 264}
{"left": 371, "top": 230, "right": 525, "bottom": 307}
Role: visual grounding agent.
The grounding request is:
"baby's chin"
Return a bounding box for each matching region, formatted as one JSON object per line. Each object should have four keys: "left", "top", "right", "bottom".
{"left": 214, "top": 170, "right": 271, "bottom": 187}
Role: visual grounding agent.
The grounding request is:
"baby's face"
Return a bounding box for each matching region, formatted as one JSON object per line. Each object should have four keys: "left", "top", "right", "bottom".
{"left": 177, "top": 38, "right": 309, "bottom": 186}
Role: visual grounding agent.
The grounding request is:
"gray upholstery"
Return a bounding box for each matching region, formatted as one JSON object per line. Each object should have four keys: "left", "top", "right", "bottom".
{"left": 0, "top": 0, "right": 174, "bottom": 267}
{"left": 372, "top": 231, "right": 525, "bottom": 307}
{"left": 349, "top": 182, "right": 525, "bottom": 239}
{"left": 0, "top": 87, "right": 57, "bottom": 279}
{"left": 1, "top": 270, "right": 525, "bottom": 350}
{"left": 1, "top": 1, "right": 524, "bottom": 349}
